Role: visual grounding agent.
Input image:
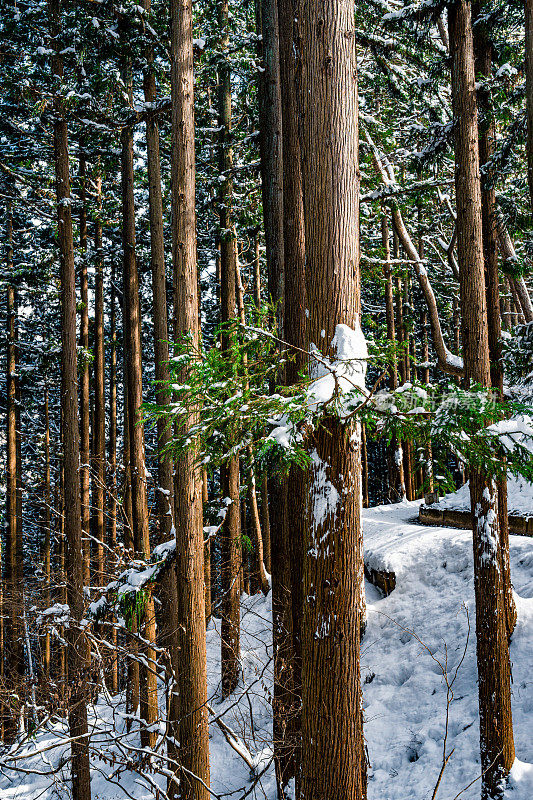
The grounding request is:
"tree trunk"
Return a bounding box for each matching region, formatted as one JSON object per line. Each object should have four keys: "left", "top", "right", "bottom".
{"left": 169, "top": 0, "right": 211, "bottom": 793}
{"left": 382, "top": 212, "right": 406, "bottom": 501}
{"left": 473, "top": 3, "right": 517, "bottom": 640}
{"left": 120, "top": 47, "right": 158, "bottom": 750}
{"left": 526, "top": 0, "right": 533, "bottom": 213}
{"left": 5, "top": 210, "right": 25, "bottom": 744}
{"left": 448, "top": 3, "right": 515, "bottom": 795}
{"left": 43, "top": 386, "right": 52, "bottom": 683}
{"left": 218, "top": 0, "right": 241, "bottom": 698}
{"left": 49, "top": 2, "right": 92, "bottom": 794}
{"left": 93, "top": 174, "right": 106, "bottom": 589}
{"left": 296, "top": 0, "right": 366, "bottom": 795}
{"left": 78, "top": 149, "right": 92, "bottom": 591}
{"left": 108, "top": 260, "right": 119, "bottom": 696}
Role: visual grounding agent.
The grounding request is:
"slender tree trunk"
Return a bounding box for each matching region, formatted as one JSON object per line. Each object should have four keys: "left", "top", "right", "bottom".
{"left": 526, "top": 0, "right": 533, "bottom": 213}
{"left": 108, "top": 261, "right": 119, "bottom": 696}
{"left": 382, "top": 212, "right": 406, "bottom": 501}
{"left": 43, "top": 386, "right": 52, "bottom": 682}
{"left": 295, "top": 0, "right": 366, "bottom": 795}
{"left": 49, "top": 3, "right": 92, "bottom": 794}
{"left": 5, "top": 210, "right": 25, "bottom": 743}
{"left": 169, "top": 0, "right": 211, "bottom": 794}
{"left": 235, "top": 257, "right": 270, "bottom": 595}
{"left": 93, "top": 174, "right": 106, "bottom": 589}
{"left": 120, "top": 47, "right": 158, "bottom": 749}
{"left": 449, "top": 3, "right": 515, "bottom": 795}
{"left": 78, "top": 149, "right": 92, "bottom": 590}
{"left": 218, "top": 0, "right": 241, "bottom": 698}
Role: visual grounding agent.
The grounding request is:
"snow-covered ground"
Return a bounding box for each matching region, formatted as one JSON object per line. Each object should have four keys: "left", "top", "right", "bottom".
{"left": 1, "top": 500, "right": 532, "bottom": 799}
{"left": 431, "top": 476, "right": 533, "bottom": 518}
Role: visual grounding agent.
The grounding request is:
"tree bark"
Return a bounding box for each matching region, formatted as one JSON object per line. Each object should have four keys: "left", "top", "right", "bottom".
{"left": 473, "top": 3, "right": 517, "bottom": 640}
{"left": 217, "top": 0, "right": 241, "bottom": 698}
{"left": 108, "top": 259, "right": 119, "bottom": 696}
{"left": 169, "top": 0, "right": 211, "bottom": 793}
{"left": 93, "top": 174, "right": 106, "bottom": 589}
{"left": 381, "top": 212, "right": 406, "bottom": 501}
{"left": 449, "top": 3, "right": 515, "bottom": 795}
{"left": 5, "top": 210, "right": 25, "bottom": 744}
{"left": 295, "top": 0, "right": 366, "bottom": 794}
{"left": 78, "top": 149, "right": 92, "bottom": 590}
{"left": 49, "top": 2, "right": 92, "bottom": 794}
{"left": 120, "top": 43, "right": 158, "bottom": 749}
{"left": 526, "top": 0, "right": 533, "bottom": 214}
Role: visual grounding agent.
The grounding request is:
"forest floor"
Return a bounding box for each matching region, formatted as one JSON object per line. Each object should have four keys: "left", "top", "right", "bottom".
{"left": 1, "top": 500, "right": 533, "bottom": 800}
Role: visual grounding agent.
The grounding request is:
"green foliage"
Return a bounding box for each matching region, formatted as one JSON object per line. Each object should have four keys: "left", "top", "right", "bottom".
{"left": 120, "top": 587, "right": 150, "bottom": 631}
{"left": 145, "top": 310, "right": 310, "bottom": 477}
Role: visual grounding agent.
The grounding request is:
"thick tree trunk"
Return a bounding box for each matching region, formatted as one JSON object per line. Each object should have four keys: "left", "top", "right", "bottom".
{"left": 169, "top": 0, "right": 211, "bottom": 794}
{"left": 49, "top": 2, "right": 92, "bottom": 794}
{"left": 473, "top": 4, "right": 517, "bottom": 640}
{"left": 295, "top": 0, "right": 366, "bottom": 795}
{"left": 449, "top": 3, "right": 515, "bottom": 795}
{"left": 218, "top": 0, "right": 241, "bottom": 698}
{"left": 275, "top": 0, "right": 308, "bottom": 788}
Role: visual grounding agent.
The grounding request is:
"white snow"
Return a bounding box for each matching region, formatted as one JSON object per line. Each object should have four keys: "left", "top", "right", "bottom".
{"left": 2, "top": 502, "right": 532, "bottom": 799}
{"left": 433, "top": 475, "right": 533, "bottom": 519}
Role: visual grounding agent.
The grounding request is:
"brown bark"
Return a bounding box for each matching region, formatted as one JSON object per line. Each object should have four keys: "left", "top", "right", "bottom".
{"left": 449, "top": 3, "right": 515, "bottom": 795}
{"left": 526, "top": 0, "right": 533, "bottom": 215}
{"left": 43, "top": 386, "right": 52, "bottom": 682}
{"left": 78, "top": 149, "right": 92, "bottom": 591}
{"left": 169, "top": 0, "right": 211, "bottom": 793}
{"left": 473, "top": 5, "right": 517, "bottom": 640}
{"left": 108, "top": 260, "right": 119, "bottom": 696}
{"left": 218, "top": 0, "right": 241, "bottom": 698}
{"left": 5, "top": 210, "right": 25, "bottom": 743}
{"left": 382, "top": 212, "right": 406, "bottom": 501}
{"left": 93, "top": 174, "right": 106, "bottom": 589}
{"left": 275, "top": 0, "right": 308, "bottom": 787}
{"left": 49, "top": 1, "right": 92, "bottom": 793}
{"left": 295, "top": 0, "right": 365, "bottom": 794}
{"left": 120, "top": 43, "right": 158, "bottom": 749}
{"left": 235, "top": 257, "right": 270, "bottom": 595}
{"left": 260, "top": 474, "right": 271, "bottom": 574}
{"left": 257, "top": 0, "right": 284, "bottom": 311}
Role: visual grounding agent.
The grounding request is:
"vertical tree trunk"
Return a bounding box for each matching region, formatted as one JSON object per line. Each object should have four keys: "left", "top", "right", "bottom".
{"left": 49, "top": 3, "right": 92, "bottom": 794}
{"left": 526, "top": 0, "right": 533, "bottom": 213}
{"left": 169, "top": 0, "right": 211, "bottom": 794}
{"left": 5, "top": 208, "right": 25, "bottom": 744}
{"left": 296, "top": 0, "right": 366, "bottom": 796}
{"left": 473, "top": 3, "right": 517, "bottom": 640}
{"left": 108, "top": 261, "right": 119, "bottom": 696}
{"left": 78, "top": 149, "right": 92, "bottom": 590}
{"left": 276, "top": 0, "right": 308, "bottom": 787}
{"left": 93, "top": 174, "right": 106, "bottom": 589}
{"left": 448, "top": 3, "right": 515, "bottom": 795}
{"left": 120, "top": 47, "right": 158, "bottom": 749}
{"left": 382, "top": 212, "right": 406, "bottom": 501}
{"left": 43, "top": 386, "right": 52, "bottom": 682}
{"left": 217, "top": 0, "right": 241, "bottom": 698}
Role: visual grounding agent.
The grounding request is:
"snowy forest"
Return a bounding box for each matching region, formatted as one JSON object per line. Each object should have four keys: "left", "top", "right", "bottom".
{"left": 1, "top": 0, "right": 533, "bottom": 798}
